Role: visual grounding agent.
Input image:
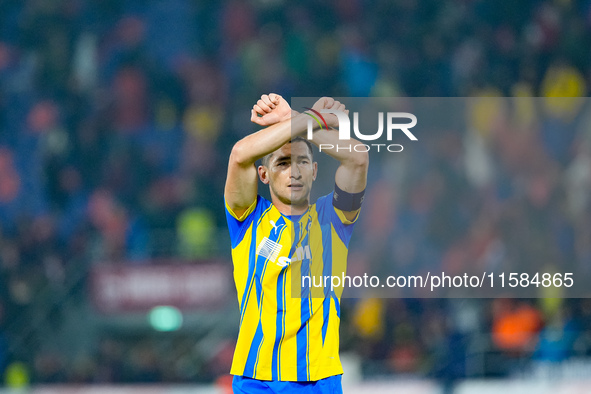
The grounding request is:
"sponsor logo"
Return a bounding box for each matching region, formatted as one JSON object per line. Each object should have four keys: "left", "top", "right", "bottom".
{"left": 277, "top": 256, "right": 290, "bottom": 268}
{"left": 293, "top": 245, "right": 311, "bottom": 262}
{"left": 256, "top": 237, "right": 282, "bottom": 263}
{"left": 269, "top": 219, "right": 284, "bottom": 236}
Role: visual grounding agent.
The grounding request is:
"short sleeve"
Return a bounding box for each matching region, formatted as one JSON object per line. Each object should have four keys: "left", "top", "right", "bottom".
{"left": 333, "top": 205, "right": 359, "bottom": 225}
{"left": 225, "top": 197, "right": 259, "bottom": 248}
{"left": 315, "top": 191, "right": 358, "bottom": 246}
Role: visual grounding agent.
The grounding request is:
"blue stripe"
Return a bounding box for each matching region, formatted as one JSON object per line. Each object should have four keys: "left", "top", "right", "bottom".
{"left": 321, "top": 220, "right": 333, "bottom": 346}
{"left": 322, "top": 191, "right": 357, "bottom": 246}
{"left": 333, "top": 293, "right": 340, "bottom": 318}
{"left": 296, "top": 297, "right": 311, "bottom": 381}
{"left": 225, "top": 197, "right": 259, "bottom": 248}
{"left": 331, "top": 208, "right": 356, "bottom": 246}
{"left": 248, "top": 216, "right": 287, "bottom": 378}
{"left": 243, "top": 257, "right": 271, "bottom": 377}
{"left": 239, "top": 220, "right": 258, "bottom": 327}
{"left": 243, "top": 248, "right": 269, "bottom": 376}
{"left": 254, "top": 220, "right": 285, "bottom": 308}
{"left": 272, "top": 265, "right": 287, "bottom": 380}
{"left": 252, "top": 262, "right": 267, "bottom": 378}
{"left": 296, "top": 217, "right": 312, "bottom": 381}
{"left": 256, "top": 204, "right": 274, "bottom": 227}
{"left": 270, "top": 217, "right": 288, "bottom": 380}
{"left": 239, "top": 204, "right": 273, "bottom": 326}
{"left": 243, "top": 320, "right": 264, "bottom": 377}
{"left": 306, "top": 309, "right": 310, "bottom": 381}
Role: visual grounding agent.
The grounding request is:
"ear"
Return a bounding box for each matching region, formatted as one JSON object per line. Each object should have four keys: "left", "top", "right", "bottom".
{"left": 313, "top": 161, "right": 318, "bottom": 181}
{"left": 258, "top": 165, "right": 270, "bottom": 184}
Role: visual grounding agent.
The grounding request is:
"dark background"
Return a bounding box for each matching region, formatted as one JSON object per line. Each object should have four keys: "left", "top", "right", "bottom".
{"left": 0, "top": 0, "right": 590, "bottom": 389}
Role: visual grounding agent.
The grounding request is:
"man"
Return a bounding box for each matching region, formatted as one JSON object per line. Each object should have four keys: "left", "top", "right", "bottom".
{"left": 225, "top": 94, "right": 369, "bottom": 393}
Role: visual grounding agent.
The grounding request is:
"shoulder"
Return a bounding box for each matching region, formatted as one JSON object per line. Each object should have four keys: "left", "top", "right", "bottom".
{"left": 313, "top": 191, "right": 334, "bottom": 209}
{"left": 312, "top": 191, "right": 359, "bottom": 226}
{"left": 225, "top": 195, "right": 271, "bottom": 222}
{"left": 310, "top": 192, "right": 334, "bottom": 222}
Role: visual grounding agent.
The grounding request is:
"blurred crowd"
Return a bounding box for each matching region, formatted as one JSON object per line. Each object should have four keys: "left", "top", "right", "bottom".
{"left": 0, "top": 0, "right": 591, "bottom": 387}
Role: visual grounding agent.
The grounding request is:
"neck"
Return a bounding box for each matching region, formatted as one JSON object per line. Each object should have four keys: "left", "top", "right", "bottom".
{"left": 271, "top": 195, "right": 309, "bottom": 216}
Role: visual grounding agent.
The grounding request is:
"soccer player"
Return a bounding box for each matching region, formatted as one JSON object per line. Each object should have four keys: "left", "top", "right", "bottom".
{"left": 224, "top": 94, "right": 369, "bottom": 393}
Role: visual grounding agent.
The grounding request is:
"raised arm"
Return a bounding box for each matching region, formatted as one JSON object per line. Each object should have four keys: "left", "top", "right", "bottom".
{"left": 224, "top": 94, "right": 312, "bottom": 217}
{"left": 308, "top": 98, "right": 369, "bottom": 221}
{"left": 248, "top": 96, "right": 369, "bottom": 221}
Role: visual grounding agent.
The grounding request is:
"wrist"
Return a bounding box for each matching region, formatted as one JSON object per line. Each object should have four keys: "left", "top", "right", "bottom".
{"left": 289, "top": 111, "right": 317, "bottom": 137}
{"left": 281, "top": 110, "right": 299, "bottom": 122}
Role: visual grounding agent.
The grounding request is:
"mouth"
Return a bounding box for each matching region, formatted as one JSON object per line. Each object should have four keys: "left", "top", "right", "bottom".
{"left": 289, "top": 184, "right": 304, "bottom": 190}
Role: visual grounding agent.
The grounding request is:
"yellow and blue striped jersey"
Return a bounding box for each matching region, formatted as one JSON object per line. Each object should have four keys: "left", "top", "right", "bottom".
{"left": 225, "top": 192, "right": 358, "bottom": 382}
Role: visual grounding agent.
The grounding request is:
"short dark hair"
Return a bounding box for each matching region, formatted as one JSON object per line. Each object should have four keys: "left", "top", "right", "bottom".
{"left": 261, "top": 137, "right": 314, "bottom": 167}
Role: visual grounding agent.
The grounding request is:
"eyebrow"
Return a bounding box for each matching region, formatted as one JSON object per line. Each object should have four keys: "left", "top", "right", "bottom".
{"left": 274, "top": 155, "right": 311, "bottom": 163}
{"left": 274, "top": 155, "right": 290, "bottom": 162}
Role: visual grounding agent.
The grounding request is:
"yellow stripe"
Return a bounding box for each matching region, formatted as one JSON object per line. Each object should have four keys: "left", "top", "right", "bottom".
{"left": 275, "top": 268, "right": 288, "bottom": 380}
{"left": 253, "top": 219, "right": 285, "bottom": 378}
{"left": 280, "top": 265, "right": 298, "bottom": 380}
{"left": 231, "top": 200, "right": 349, "bottom": 381}
{"left": 306, "top": 298, "right": 311, "bottom": 380}
{"left": 256, "top": 205, "right": 274, "bottom": 227}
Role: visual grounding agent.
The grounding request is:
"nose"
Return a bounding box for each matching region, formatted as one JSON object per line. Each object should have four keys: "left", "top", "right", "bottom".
{"left": 291, "top": 163, "right": 301, "bottom": 179}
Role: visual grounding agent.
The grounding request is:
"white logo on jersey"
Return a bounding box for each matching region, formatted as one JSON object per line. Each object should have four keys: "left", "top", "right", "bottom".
{"left": 292, "top": 245, "right": 312, "bottom": 262}
{"left": 270, "top": 219, "right": 284, "bottom": 236}
{"left": 256, "top": 237, "right": 282, "bottom": 262}
{"left": 277, "top": 256, "right": 290, "bottom": 268}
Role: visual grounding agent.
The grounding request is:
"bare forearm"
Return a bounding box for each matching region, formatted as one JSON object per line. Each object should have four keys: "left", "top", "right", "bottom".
{"left": 308, "top": 127, "right": 369, "bottom": 168}
{"left": 231, "top": 113, "right": 312, "bottom": 165}
{"left": 308, "top": 127, "right": 369, "bottom": 194}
